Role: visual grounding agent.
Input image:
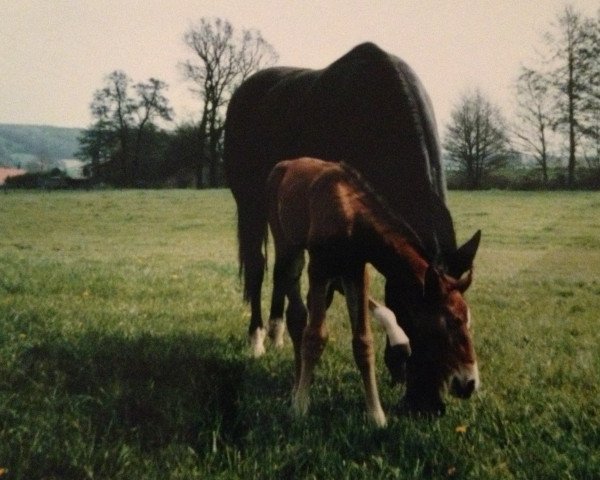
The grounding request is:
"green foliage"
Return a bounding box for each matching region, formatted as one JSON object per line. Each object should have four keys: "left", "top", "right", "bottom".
{"left": 447, "top": 166, "right": 600, "bottom": 190}
{"left": 443, "top": 90, "right": 510, "bottom": 189}
{"left": 181, "top": 18, "right": 279, "bottom": 188}
{"left": 0, "top": 190, "right": 598, "bottom": 478}
{"left": 81, "top": 71, "right": 174, "bottom": 188}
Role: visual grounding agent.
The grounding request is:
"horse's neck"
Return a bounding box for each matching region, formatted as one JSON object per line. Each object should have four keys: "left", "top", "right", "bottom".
{"left": 360, "top": 219, "right": 428, "bottom": 285}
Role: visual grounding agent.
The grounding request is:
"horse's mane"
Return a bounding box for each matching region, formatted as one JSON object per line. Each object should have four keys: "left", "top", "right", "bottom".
{"left": 337, "top": 161, "right": 433, "bottom": 263}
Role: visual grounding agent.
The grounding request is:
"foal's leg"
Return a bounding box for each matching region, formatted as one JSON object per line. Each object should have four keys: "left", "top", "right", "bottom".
{"left": 293, "top": 259, "right": 329, "bottom": 416}
{"left": 268, "top": 251, "right": 305, "bottom": 348}
{"left": 282, "top": 254, "right": 307, "bottom": 382}
{"left": 326, "top": 278, "right": 342, "bottom": 308}
{"left": 342, "top": 268, "right": 387, "bottom": 427}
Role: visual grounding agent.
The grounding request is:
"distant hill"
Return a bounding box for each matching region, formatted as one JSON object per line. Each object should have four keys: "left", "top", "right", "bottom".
{"left": 0, "top": 124, "right": 83, "bottom": 171}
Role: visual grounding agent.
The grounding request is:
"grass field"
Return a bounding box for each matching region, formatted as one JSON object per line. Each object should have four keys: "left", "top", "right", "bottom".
{"left": 0, "top": 189, "right": 599, "bottom": 479}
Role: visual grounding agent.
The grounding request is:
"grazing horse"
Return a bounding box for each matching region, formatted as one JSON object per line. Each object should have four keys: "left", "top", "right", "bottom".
{"left": 266, "top": 158, "right": 479, "bottom": 426}
{"left": 224, "top": 42, "right": 481, "bottom": 413}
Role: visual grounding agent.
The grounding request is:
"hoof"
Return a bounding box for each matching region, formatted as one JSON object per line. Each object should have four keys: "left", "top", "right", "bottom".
{"left": 249, "top": 327, "right": 267, "bottom": 357}
{"left": 292, "top": 389, "right": 310, "bottom": 417}
{"left": 268, "top": 317, "right": 285, "bottom": 348}
{"left": 370, "top": 408, "right": 388, "bottom": 428}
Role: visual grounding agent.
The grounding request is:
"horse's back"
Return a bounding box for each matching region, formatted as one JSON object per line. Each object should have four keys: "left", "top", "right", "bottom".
{"left": 224, "top": 67, "right": 317, "bottom": 198}
{"left": 225, "top": 42, "right": 457, "bottom": 272}
{"left": 293, "top": 43, "right": 454, "bottom": 254}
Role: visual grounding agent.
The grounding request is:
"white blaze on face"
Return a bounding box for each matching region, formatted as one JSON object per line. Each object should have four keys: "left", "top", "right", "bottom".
{"left": 466, "top": 307, "right": 472, "bottom": 329}
{"left": 368, "top": 299, "right": 410, "bottom": 347}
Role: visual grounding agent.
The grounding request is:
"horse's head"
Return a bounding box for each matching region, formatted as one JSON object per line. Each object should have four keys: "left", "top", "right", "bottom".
{"left": 417, "top": 266, "right": 478, "bottom": 401}
{"left": 386, "top": 231, "right": 480, "bottom": 415}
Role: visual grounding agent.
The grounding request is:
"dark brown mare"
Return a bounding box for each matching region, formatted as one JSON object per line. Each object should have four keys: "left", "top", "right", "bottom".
{"left": 224, "top": 42, "right": 481, "bottom": 413}
{"left": 266, "top": 158, "right": 479, "bottom": 426}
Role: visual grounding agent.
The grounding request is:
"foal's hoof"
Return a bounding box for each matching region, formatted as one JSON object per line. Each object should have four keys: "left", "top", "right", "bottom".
{"left": 370, "top": 408, "right": 388, "bottom": 428}
{"left": 249, "top": 328, "right": 267, "bottom": 357}
{"left": 292, "top": 392, "right": 310, "bottom": 417}
{"left": 268, "top": 317, "right": 286, "bottom": 348}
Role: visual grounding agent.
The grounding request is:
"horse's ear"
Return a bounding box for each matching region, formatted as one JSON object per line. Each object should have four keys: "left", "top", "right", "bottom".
{"left": 446, "top": 230, "right": 481, "bottom": 279}
{"left": 423, "top": 266, "right": 444, "bottom": 304}
{"left": 455, "top": 268, "right": 473, "bottom": 293}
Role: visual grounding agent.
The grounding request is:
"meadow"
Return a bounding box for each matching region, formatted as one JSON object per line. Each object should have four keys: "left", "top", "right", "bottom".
{"left": 0, "top": 189, "right": 598, "bottom": 479}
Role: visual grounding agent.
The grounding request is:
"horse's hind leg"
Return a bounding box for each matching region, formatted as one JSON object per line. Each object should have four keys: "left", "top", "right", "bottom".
{"left": 293, "top": 258, "right": 328, "bottom": 416}
{"left": 268, "top": 250, "right": 304, "bottom": 348}
{"left": 235, "top": 194, "right": 269, "bottom": 357}
{"left": 244, "top": 242, "right": 266, "bottom": 357}
{"left": 247, "top": 264, "right": 266, "bottom": 357}
{"left": 283, "top": 253, "right": 307, "bottom": 381}
{"left": 267, "top": 257, "right": 286, "bottom": 348}
{"left": 342, "top": 268, "right": 387, "bottom": 427}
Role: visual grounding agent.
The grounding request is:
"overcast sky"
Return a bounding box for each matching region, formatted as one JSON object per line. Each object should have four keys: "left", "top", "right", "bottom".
{"left": 1, "top": 0, "right": 598, "bottom": 131}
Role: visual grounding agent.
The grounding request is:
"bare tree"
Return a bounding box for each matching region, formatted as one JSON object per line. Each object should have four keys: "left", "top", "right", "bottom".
{"left": 515, "top": 5, "right": 600, "bottom": 187}
{"left": 578, "top": 12, "right": 600, "bottom": 170}
{"left": 544, "top": 5, "right": 590, "bottom": 187}
{"left": 514, "top": 67, "right": 554, "bottom": 184}
{"left": 131, "top": 78, "right": 173, "bottom": 182}
{"left": 91, "top": 71, "right": 133, "bottom": 183}
{"left": 443, "top": 90, "right": 510, "bottom": 189}
{"left": 89, "top": 71, "right": 172, "bottom": 185}
{"left": 181, "top": 18, "right": 278, "bottom": 187}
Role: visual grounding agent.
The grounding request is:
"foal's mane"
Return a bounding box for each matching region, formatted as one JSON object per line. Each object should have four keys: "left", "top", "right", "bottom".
{"left": 337, "top": 162, "right": 432, "bottom": 262}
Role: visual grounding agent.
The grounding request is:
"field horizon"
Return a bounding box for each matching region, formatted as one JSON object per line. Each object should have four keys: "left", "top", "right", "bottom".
{"left": 0, "top": 189, "right": 598, "bottom": 479}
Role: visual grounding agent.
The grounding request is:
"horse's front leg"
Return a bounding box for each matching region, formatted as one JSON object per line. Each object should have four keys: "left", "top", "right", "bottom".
{"left": 293, "top": 259, "right": 329, "bottom": 416}
{"left": 342, "top": 267, "right": 387, "bottom": 427}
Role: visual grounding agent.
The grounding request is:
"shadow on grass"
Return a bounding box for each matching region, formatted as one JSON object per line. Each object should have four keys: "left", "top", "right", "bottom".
{"left": 2, "top": 329, "right": 501, "bottom": 479}
{"left": 8, "top": 330, "right": 290, "bottom": 453}
{"left": 4, "top": 329, "right": 463, "bottom": 478}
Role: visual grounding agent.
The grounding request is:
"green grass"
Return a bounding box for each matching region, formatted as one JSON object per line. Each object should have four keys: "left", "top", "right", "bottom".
{"left": 0, "top": 189, "right": 599, "bottom": 479}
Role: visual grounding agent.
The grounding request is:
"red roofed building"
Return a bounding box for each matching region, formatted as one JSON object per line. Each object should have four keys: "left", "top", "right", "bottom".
{"left": 0, "top": 167, "right": 27, "bottom": 185}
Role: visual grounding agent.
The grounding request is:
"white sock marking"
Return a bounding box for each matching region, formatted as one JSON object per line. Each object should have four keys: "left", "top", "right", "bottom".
{"left": 268, "top": 317, "right": 285, "bottom": 348}
{"left": 369, "top": 300, "right": 410, "bottom": 347}
{"left": 249, "top": 327, "right": 267, "bottom": 357}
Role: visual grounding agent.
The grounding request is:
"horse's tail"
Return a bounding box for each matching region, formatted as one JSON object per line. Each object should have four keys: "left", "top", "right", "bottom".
{"left": 235, "top": 189, "right": 269, "bottom": 302}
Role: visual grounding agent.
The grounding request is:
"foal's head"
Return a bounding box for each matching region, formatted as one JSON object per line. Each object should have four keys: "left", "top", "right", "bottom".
{"left": 388, "top": 265, "right": 479, "bottom": 415}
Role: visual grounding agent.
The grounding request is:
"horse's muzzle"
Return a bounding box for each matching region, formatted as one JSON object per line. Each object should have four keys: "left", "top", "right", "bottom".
{"left": 450, "top": 377, "right": 476, "bottom": 398}
{"left": 449, "top": 364, "right": 480, "bottom": 399}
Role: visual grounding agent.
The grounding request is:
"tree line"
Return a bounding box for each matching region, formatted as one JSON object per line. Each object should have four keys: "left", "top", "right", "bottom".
{"left": 445, "top": 5, "right": 600, "bottom": 189}
{"left": 76, "top": 6, "right": 600, "bottom": 190}
{"left": 77, "top": 18, "right": 277, "bottom": 188}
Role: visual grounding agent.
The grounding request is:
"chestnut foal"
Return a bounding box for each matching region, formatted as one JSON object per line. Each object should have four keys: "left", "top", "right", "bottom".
{"left": 266, "top": 157, "right": 478, "bottom": 426}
